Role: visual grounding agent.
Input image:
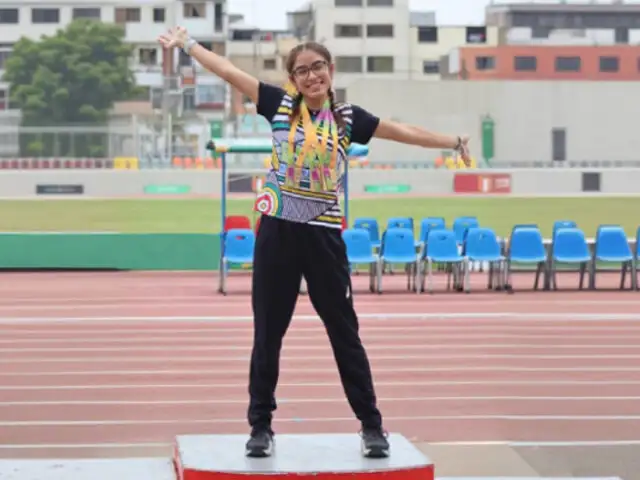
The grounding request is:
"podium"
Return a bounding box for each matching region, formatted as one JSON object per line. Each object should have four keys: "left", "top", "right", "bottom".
{"left": 0, "top": 434, "right": 434, "bottom": 480}
{"left": 173, "top": 433, "right": 434, "bottom": 480}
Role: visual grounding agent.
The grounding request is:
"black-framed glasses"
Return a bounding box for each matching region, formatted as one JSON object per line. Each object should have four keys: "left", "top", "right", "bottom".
{"left": 292, "top": 60, "right": 328, "bottom": 79}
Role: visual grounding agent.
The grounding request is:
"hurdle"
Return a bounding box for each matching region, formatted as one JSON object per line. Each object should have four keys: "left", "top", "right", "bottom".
{"left": 207, "top": 140, "right": 369, "bottom": 294}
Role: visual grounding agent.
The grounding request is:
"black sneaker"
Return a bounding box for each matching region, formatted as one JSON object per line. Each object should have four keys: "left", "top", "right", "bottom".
{"left": 245, "top": 427, "right": 274, "bottom": 458}
{"left": 360, "top": 427, "right": 390, "bottom": 458}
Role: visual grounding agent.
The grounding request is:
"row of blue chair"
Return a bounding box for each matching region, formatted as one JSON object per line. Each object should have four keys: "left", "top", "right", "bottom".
{"left": 343, "top": 226, "right": 505, "bottom": 294}
{"left": 217, "top": 224, "right": 640, "bottom": 295}
{"left": 354, "top": 215, "right": 480, "bottom": 250}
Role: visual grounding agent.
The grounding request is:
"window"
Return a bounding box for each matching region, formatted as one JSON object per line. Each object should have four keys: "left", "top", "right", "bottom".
{"left": 465, "top": 26, "right": 486, "bottom": 44}
{"left": 367, "top": 0, "right": 393, "bottom": 5}
{"left": 475, "top": 56, "right": 495, "bottom": 70}
{"left": 423, "top": 60, "right": 439, "bottom": 74}
{"left": 31, "top": 8, "right": 59, "bottom": 24}
{"left": 72, "top": 8, "right": 101, "bottom": 20}
{"left": 184, "top": 3, "right": 206, "bottom": 18}
{"left": 334, "top": 24, "right": 362, "bottom": 37}
{"left": 153, "top": 8, "right": 165, "bottom": 22}
{"left": 0, "top": 45, "right": 12, "bottom": 70}
{"left": 0, "top": 88, "right": 6, "bottom": 110}
{"left": 334, "top": 88, "right": 346, "bottom": 102}
{"left": 115, "top": 8, "right": 140, "bottom": 23}
{"left": 615, "top": 27, "right": 628, "bottom": 44}
{"left": 366, "top": 24, "right": 393, "bottom": 37}
{"left": 231, "top": 29, "right": 255, "bottom": 41}
{"left": 139, "top": 48, "right": 158, "bottom": 66}
{"left": 335, "top": 56, "right": 363, "bottom": 73}
{"left": 214, "top": 2, "right": 224, "bottom": 32}
{"left": 367, "top": 56, "right": 394, "bottom": 73}
{"left": 514, "top": 55, "right": 536, "bottom": 72}
{"left": 183, "top": 88, "right": 196, "bottom": 112}
{"left": 599, "top": 56, "right": 619, "bottom": 73}
{"left": 196, "top": 84, "right": 225, "bottom": 106}
{"left": 263, "top": 58, "right": 276, "bottom": 70}
{"left": 555, "top": 56, "right": 581, "bottom": 72}
{"left": 417, "top": 26, "right": 437, "bottom": 43}
{"left": 335, "top": 0, "right": 363, "bottom": 6}
{"left": 0, "top": 9, "right": 18, "bottom": 24}
{"left": 552, "top": 128, "right": 566, "bottom": 162}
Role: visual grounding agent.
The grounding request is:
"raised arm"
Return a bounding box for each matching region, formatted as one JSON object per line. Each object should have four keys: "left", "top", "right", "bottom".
{"left": 158, "top": 27, "right": 259, "bottom": 104}
{"left": 373, "top": 119, "right": 471, "bottom": 165}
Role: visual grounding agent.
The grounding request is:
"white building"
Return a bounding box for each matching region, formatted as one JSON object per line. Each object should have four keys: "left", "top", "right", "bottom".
{"left": 0, "top": 0, "right": 228, "bottom": 116}
{"left": 286, "top": 0, "right": 499, "bottom": 100}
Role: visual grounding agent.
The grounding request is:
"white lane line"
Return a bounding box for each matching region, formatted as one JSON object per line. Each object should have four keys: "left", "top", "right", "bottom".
{"left": 3, "top": 415, "right": 640, "bottom": 427}
{"left": 5, "top": 353, "right": 640, "bottom": 363}
{"left": 1, "top": 343, "right": 638, "bottom": 353}
{"left": 3, "top": 333, "right": 640, "bottom": 344}
{"left": 3, "top": 366, "right": 640, "bottom": 377}
{"left": 1, "top": 312, "right": 640, "bottom": 324}
{"left": 1, "top": 396, "right": 640, "bottom": 407}
{"left": 2, "top": 380, "right": 640, "bottom": 391}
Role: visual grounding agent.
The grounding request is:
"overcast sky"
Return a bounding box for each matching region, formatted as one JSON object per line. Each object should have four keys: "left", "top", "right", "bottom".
{"left": 226, "top": 0, "right": 640, "bottom": 30}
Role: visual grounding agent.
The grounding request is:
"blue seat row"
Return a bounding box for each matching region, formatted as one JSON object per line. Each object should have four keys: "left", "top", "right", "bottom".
{"left": 217, "top": 224, "right": 640, "bottom": 295}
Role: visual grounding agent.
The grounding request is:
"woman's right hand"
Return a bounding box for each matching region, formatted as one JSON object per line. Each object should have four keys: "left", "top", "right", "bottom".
{"left": 158, "top": 27, "right": 189, "bottom": 49}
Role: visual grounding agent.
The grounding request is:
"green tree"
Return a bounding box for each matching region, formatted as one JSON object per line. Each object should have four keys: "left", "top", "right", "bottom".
{"left": 2, "top": 19, "right": 140, "bottom": 157}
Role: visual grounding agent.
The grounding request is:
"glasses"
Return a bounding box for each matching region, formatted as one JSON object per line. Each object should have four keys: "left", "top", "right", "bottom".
{"left": 291, "top": 60, "right": 328, "bottom": 79}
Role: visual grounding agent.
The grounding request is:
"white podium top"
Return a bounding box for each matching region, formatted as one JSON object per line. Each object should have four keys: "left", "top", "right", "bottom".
{"left": 176, "top": 433, "right": 432, "bottom": 474}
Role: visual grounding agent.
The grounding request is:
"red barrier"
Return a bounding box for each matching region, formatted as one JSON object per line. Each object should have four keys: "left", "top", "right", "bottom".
{"left": 453, "top": 173, "right": 511, "bottom": 194}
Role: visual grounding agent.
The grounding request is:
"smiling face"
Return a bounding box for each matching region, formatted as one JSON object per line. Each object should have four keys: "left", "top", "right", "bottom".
{"left": 287, "top": 43, "right": 335, "bottom": 104}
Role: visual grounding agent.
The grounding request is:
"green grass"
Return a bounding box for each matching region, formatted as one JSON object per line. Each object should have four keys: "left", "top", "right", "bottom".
{"left": 0, "top": 197, "right": 638, "bottom": 238}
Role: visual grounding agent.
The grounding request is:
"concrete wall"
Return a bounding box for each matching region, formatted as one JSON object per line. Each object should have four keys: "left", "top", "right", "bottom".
{"left": 1, "top": 168, "right": 639, "bottom": 197}
{"left": 345, "top": 80, "right": 640, "bottom": 165}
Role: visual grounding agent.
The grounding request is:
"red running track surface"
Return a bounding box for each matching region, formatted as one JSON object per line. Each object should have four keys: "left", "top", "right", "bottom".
{"left": 0, "top": 270, "right": 639, "bottom": 459}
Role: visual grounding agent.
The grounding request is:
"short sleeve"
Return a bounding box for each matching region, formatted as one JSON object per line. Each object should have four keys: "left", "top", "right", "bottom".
{"left": 350, "top": 104, "right": 381, "bottom": 145}
{"left": 257, "top": 82, "right": 286, "bottom": 122}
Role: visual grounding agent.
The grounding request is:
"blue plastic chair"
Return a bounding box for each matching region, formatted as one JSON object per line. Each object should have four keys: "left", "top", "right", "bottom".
{"left": 550, "top": 227, "right": 593, "bottom": 290}
{"left": 553, "top": 220, "right": 577, "bottom": 238}
{"left": 386, "top": 217, "right": 413, "bottom": 232}
{"left": 342, "top": 228, "right": 381, "bottom": 293}
{"left": 219, "top": 228, "right": 255, "bottom": 294}
{"left": 464, "top": 227, "right": 506, "bottom": 292}
{"left": 353, "top": 217, "right": 381, "bottom": 250}
{"left": 379, "top": 227, "right": 419, "bottom": 293}
{"left": 593, "top": 225, "right": 636, "bottom": 290}
{"left": 453, "top": 216, "right": 479, "bottom": 245}
{"left": 419, "top": 229, "right": 466, "bottom": 293}
{"left": 505, "top": 227, "right": 548, "bottom": 291}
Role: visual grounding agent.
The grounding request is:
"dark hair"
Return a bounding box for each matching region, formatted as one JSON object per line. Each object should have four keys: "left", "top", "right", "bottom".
{"left": 285, "top": 42, "right": 345, "bottom": 131}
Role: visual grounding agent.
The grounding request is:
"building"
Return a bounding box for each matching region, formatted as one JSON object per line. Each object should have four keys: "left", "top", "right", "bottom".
{"left": 0, "top": 0, "right": 228, "bottom": 116}
{"left": 285, "top": 0, "right": 499, "bottom": 99}
{"left": 440, "top": 1, "right": 640, "bottom": 80}
{"left": 449, "top": 44, "right": 640, "bottom": 80}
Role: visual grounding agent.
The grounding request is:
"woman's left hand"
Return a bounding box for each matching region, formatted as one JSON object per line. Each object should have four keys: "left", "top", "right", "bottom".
{"left": 457, "top": 135, "right": 471, "bottom": 166}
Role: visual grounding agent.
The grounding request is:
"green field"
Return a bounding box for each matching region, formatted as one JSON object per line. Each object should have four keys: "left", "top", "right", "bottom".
{"left": 1, "top": 197, "right": 638, "bottom": 238}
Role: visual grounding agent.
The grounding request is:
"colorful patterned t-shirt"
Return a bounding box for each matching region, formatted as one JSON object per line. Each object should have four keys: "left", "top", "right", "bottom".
{"left": 253, "top": 82, "right": 380, "bottom": 230}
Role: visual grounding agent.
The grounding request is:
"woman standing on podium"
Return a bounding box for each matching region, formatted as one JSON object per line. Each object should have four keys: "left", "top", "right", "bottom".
{"left": 158, "top": 27, "right": 471, "bottom": 459}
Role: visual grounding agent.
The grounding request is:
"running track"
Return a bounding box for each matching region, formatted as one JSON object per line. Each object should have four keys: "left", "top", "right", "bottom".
{"left": 1, "top": 270, "right": 640, "bottom": 460}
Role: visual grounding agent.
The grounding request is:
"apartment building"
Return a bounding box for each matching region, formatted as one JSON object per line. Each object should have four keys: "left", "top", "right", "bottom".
{"left": 0, "top": 0, "right": 228, "bottom": 114}
{"left": 444, "top": 1, "right": 640, "bottom": 80}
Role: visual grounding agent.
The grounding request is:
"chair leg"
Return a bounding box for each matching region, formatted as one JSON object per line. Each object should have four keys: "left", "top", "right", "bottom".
{"left": 620, "top": 262, "right": 628, "bottom": 290}
{"left": 631, "top": 260, "right": 638, "bottom": 291}
{"left": 369, "top": 262, "right": 375, "bottom": 293}
{"left": 579, "top": 262, "right": 586, "bottom": 290}
{"left": 505, "top": 259, "right": 513, "bottom": 291}
{"left": 464, "top": 259, "right": 471, "bottom": 293}
{"left": 428, "top": 259, "right": 434, "bottom": 294}
{"left": 533, "top": 262, "right": 541, "bottom": 291}
{"left": 376, "top": 259, "right": 383, "bottom": 294}
{"left": 589, "top": 257, "right": 597, "bottom": 290}
{"left": 220, "top": 258, "right": 228, "bottom": 295}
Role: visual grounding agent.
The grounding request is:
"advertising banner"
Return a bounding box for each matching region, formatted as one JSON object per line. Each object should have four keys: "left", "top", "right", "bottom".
{"left": 36, "top": 184, "right": 84, "bottom": 195}
{"left": 453, "top": 173, "right": 511, "bottom": 194}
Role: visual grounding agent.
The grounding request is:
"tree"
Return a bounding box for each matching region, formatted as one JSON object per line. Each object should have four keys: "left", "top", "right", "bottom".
{"left": 2, "top": 20, "right": 140, "bottom": 157}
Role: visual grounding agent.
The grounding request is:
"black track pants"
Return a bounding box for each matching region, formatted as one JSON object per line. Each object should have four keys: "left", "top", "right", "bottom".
{"left": 247, "top": 215, "right": 383, "bottom": 431}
